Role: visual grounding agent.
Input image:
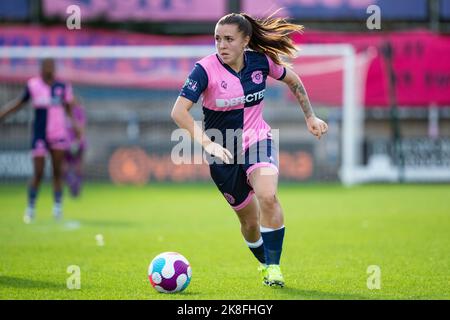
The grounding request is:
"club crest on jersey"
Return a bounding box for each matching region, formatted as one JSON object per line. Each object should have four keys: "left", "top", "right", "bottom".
{"left": 184, "top": 78, "right": 198, "bottom": 92}
{"left": 54, "top": 87, "right": 63, "bottom": 96}
{"left": 251, "top": 70, "right": 263, "bottom": 84}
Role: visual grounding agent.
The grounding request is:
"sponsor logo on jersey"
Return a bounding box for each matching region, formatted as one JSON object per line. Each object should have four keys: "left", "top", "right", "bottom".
{"left": 221, "top": 81, "right": 227, "bottom": 89}
{"left": 184, "top": 78, "right": 198, "bottom": 92}
{"left": 215, "top": 89, "right": 265, "bottom": 108}
{"left": 34, "top": 96, "right": 52, "bottom": 106}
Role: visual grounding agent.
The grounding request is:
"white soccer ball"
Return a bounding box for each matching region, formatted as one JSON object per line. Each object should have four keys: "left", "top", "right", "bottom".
{"left": 148, "top": 252, "right": 192, "bottom": 293}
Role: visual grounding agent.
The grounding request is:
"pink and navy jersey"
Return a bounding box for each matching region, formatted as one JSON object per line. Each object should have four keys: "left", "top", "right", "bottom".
{"left": 180, "top": 51, "right": 286, "bottom": 154}
{"left": 21, "top": 76, "right": 73, "bottom": 143}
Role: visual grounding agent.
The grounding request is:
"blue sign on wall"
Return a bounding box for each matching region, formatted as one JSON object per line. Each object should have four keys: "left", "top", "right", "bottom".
{"left": 0, "top": 0, "right": 30, "bottom": 20}
{"left": 441, "top": 0, "right": 450, "bottom": 20}
{"left": 244, "top": 0, "right": 428, "bottom": 20}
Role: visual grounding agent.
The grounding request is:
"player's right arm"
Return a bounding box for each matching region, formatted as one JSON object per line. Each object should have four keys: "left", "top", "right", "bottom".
{"left": 0, "top": 89, "right": 29, "bottom": 122}
{"left": 171, "top": 64, "right": 232, "bottom": 164}
{"left": 171, "top": 96, "right": 232, "bottom": 164}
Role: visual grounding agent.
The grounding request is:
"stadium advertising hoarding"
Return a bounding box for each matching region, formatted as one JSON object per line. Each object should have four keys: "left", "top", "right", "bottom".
{"left": 42, "top": 0, "right": 226, "bottom": 21}
{"left": 0, "top": 0, "right": 434, "bottom": 22}
{"left": 242, "top": 0, "right": 428, "bottom": 20}
{"left": 1, "top": 27, "right": 449, "bottom": 107}
{"left": 442, "top": 0, "right": 450, "bottom": 20}
{"left": 107, "top": 145, "right": 315, "bottom": 184}
{"left": 291, "top": 30, "right": 450, "bottom": 107}
{"left": 0, "top": 0, "right": 30, "bottom": 20}
{"left": 0, "top": 145, "right": 316, "bottom": 182}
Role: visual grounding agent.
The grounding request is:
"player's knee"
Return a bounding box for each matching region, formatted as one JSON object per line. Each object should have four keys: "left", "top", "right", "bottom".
{"left": 264, "top": 214, "right": 284, "bottom": 229}
{"left": 256, "top": 192, "right": 279, "bottom": 210}
{"left": 53, "top": 170, "right": 62, "bottom": 180}
{"left": 52, "top": 165, "right": 63, "bottom": 178}
{"left": 241, "top": 218, "right": 259, "bottom": 233}
{"left": 34, "top": 171, "right": 44, "bottom": 183}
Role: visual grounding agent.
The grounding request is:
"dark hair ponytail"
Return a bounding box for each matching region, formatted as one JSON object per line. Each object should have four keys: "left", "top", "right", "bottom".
{"left": 217, "top": 11, "right": 303, "bottom": 66}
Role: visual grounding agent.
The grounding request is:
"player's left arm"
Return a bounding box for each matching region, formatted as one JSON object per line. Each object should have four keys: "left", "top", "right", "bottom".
{"left": 281, "top": 67, "right": 328, "bottom": 139}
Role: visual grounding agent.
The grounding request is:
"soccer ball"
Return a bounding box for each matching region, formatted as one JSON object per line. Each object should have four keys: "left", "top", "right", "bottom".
{"left": 148, "top": 252, "right": 192, "bottom": 293}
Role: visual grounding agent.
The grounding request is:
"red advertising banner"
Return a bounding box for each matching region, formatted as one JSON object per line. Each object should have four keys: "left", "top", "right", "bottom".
{"left": 0, "top": 26, "right": 212, "bottom": 89}
{"left": 1, "top": 26, "right": 449, "bottom": 107}
{"left": 293, "top": 30, "right": 450, "bottom": 106}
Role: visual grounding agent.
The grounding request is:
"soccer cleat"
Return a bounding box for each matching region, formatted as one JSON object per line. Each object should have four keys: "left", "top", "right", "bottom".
{"left": 53, "top": 204, "right": 63, "bottom": 221}
{"left": 23, "top": 207, "right": 35, "bottom": 224}
{"left": 265, "top": 264, "right": 285, "bottom": 288}
{"left": 258, "top": 264, "right": 269, "bottom": 285}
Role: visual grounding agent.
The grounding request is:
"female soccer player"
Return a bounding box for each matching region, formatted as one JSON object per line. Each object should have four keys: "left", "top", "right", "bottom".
{"left": 0, "top": 58, "right": 80, "bottom": 223}
{"left": 171, "top": 13, "right": 328, "bottom": 288}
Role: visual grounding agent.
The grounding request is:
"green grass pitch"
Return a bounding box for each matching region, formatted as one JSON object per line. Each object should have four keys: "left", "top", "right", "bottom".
{"left": 0, "top": 183, "right": 449, "bottom": 300}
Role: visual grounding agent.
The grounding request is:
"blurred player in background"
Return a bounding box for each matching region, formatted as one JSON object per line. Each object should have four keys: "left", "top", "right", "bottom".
{"left": 171, "top": 12, "right": 328, "bottom": 288}
{"left": 0, "top": 58, "right": 80, "bottom": 223}
{"left": 64, "top": 96, "right": 87, "bottom": 198}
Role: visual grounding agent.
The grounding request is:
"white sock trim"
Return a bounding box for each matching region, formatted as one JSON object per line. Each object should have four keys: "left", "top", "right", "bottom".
{"left": 260, "top": 225, "right": 285, "bottom": 233}
{"left": 245, "top": 237, "right": 263, "bottom": 248}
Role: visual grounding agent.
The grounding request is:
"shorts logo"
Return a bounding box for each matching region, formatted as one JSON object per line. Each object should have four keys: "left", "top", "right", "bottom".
{"left": 251, "top": 70, "right": 263, "bottom": 84}
{"left": 35, "top": 139, "right": 46, "bottom": 150}
{"left": 223, "top": 193, "right": 235, "bottom": 205}
{"left": 184, "top": 78, "right": 198, "bottom": 92}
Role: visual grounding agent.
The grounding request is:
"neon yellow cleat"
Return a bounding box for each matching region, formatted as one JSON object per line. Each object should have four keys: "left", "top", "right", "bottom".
{"left": 258, "top": 264, "right": 268, "bottom": 285}
{"left": 265, "top": 264, "right": 285, "bottom": 288}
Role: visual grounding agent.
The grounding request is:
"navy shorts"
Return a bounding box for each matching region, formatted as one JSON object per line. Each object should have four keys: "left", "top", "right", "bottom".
{"left": 31, "top": 109, "right": 68, "bottom": 157}
{"left": 209, "top": 139, "right": 279, "bottom": 210}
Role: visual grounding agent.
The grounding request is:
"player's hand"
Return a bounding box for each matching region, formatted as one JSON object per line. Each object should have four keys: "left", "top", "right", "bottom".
{"left": 204, "top": 141, "right": 233, "bottom": 164}
{"left": 306, "top": 115, "right": 328, "bottom": 140}
{"left": 73, "top": 124, "right": 83, "bottom": 140}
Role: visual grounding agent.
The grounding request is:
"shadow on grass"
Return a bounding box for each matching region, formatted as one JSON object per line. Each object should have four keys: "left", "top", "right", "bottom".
{"left": 147, "top": 291, "right": 202, "bottom": 300}
{"left": 0, "top": 276, "right": 63, "bottom": 290}
{"left": 274, "top": 286, "right": 375, "bottom": 300}
{"left": 76, "top": 219, "right": 137, "bottom": 228}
